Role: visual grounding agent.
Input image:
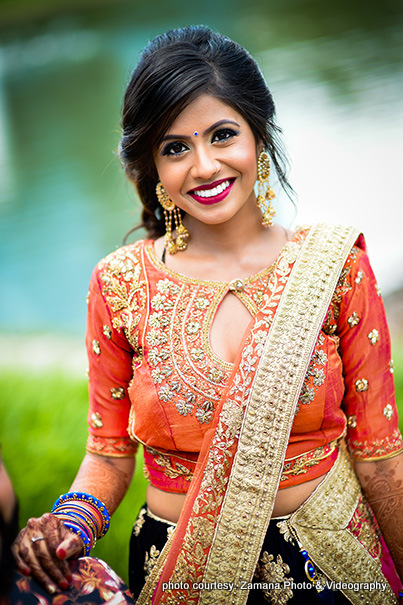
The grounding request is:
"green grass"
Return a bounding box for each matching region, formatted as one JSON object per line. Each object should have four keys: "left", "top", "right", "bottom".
{"left": 1, "top": 340, "right": 403, "bottom": 584}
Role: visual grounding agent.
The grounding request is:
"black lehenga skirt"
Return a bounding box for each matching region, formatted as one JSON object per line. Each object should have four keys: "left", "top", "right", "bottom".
{"left": 129, "top": 505, "right": 351, "bottom": 605}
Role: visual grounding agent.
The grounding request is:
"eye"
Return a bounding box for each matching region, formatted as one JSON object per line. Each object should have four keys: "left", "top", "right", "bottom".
{"left": 161, "top": 141, "right": 188, "bottom": 157}
{"left": 212, "top": 128, "right": 239, "bottom": 143}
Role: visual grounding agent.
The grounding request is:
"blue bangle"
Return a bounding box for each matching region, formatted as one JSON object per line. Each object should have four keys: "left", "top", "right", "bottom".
{"left": 52, "top": 491, "right": 110, "bottom": 535}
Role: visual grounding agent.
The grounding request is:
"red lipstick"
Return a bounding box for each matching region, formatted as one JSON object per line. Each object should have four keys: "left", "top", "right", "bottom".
{"left": 188, "top": 178, "right": 235, "bottom": 205}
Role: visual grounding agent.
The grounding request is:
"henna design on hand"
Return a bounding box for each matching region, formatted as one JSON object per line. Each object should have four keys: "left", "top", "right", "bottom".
{"left": 355, "top": 453, "right": 403, "bottom": 582}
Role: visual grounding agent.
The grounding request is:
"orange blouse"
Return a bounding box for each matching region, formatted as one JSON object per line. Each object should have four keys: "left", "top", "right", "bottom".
{"left": 85, "top": 227, "right": 403, "bottom": 493}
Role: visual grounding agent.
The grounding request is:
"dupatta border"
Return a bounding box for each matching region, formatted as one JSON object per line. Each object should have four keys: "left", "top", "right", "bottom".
{"left": 199, "top": 223, "right": 360, "bottom": 604}
{"left": 286, "top": 445, "right": 398, "bottom": 605}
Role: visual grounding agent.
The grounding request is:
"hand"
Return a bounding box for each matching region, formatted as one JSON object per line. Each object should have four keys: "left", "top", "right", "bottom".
{"left": 12, "top": 512, "right": 83, "bottom": 594}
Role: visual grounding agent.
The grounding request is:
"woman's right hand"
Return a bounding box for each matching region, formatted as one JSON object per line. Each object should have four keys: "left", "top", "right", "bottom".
{"left": 12, "top": 512, "right": 83, "bottom": 594}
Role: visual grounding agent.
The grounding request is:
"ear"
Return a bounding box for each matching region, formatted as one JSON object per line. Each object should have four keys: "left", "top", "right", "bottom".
{"left": 256, "top": 140, "right": 264, "bottom": 156}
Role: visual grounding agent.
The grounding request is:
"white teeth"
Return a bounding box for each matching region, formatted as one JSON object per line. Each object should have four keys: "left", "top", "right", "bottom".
{"left": 194, "top": 180, "right": 230, "bottom": 198}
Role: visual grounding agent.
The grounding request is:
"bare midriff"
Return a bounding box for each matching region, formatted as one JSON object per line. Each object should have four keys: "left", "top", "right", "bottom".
{"left": 146, "top": 472, "right": 327, "bottom": 524}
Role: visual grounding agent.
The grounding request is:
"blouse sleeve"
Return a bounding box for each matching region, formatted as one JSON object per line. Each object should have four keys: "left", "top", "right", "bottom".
{"left": 85, "top": 263, "right": 139, "bottom": 458}
{"left": 337, "top": 239, "right": 403, "bottom": 461}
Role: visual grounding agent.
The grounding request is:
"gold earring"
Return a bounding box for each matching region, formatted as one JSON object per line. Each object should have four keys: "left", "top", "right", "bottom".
{"left": 156, "top": 183, "right": 189, "bottom": 254}
{"left": 256, "top": 151, "right": 276, "bottom": 228}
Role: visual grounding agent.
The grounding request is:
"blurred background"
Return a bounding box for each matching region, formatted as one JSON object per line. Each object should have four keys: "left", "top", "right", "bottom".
{"left": 0, "top": 0, "right": 402, "bottom": 583}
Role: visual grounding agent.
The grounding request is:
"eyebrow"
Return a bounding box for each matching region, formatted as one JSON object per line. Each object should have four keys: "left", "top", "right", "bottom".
{"left": 161, "top": 119, "right": 241, "bottom": 142}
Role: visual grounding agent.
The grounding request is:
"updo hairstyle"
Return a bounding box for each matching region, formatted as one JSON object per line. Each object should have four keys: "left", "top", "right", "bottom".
{"left": 119, "top": 25, "right": 292, "bottom": 238}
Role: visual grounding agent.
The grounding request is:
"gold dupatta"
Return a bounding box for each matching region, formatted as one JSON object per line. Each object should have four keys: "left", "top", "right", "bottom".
{"left": 137, "top": 224, "right": 360, "bottom": 605}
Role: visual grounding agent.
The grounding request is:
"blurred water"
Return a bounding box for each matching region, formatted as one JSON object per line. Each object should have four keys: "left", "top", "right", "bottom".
{"left": 0, "top": 0, "right": 402, "bottom": 337}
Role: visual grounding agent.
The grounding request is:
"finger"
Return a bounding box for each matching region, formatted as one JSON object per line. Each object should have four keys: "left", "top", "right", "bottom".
{"left": 41, "top": 514, "right": 77, "bottom": 580}
{"left": 11, "top": 537, "right": 32, "bottom": 576}
{"left": 57, "top": 531, "right": 83, "bottom": 561}
{"left": 32, "top": 537, "right": 71, "bottom": 591}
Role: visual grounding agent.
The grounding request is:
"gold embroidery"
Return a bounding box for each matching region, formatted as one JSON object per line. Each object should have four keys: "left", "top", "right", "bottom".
{"left": 281, "top": 439, "right": 338, "bottom": 481}
{"left": 355, "top": 378, "right": 369, "bottom": 392}
{"left": 355, "top": 270, "right": 364, "bottom": 284}
{"left": 348, "top": 497, "right": 382, "bottom": 559}
{"left": 254, "top": 552, "right": 294, "bottom": 604}
{"left": 375, "top": 283, "right": 382, "bottom": 297}
{"left": 110, "top": 387, "right": 125, "bottom": 400}
{"left": 383, "top": 404, "right": 393, "bottom": 421}
{"left": 348, "top": 428, "right": 403, "bottom": 460}
{"left": 86, "top": 434, "right": 138, "bottom": 457}
{"left": 297, "top": 334, "right": 327, "bottom": 411}
{"left": 98, "top": 243, "right": 147, "bottom": 350}
{"left": 144, "top": 545, "right": 161, "bottom": 580}
{"left": 151, "top": 451, "right": 193, "bottom": 482}
{"left": 86, "top": 291, "right": 90, "bottom": 304}
{"left": 103, "top": 325, "right": 112, "bottom": 339}
{"left": 347, "top": 312, "right": 360, "bottom": 328}
{"left": 368, "top": 329, "right": 379, "bottom": 345}
{"left": 91, "top": 412, "right": 103, "bottom": 428}
{"left": 287, "top": 448, "right": 397, "bottom": 605}
{"left": 133, "top": 507, "right": 147, "bottom": 537}
{"left": 389, "top": 360, "right": 394, "bottom": 374}
{"left": 347, "top": 415, "right": 357, "bottom": 429}
{"left": 92, "top": 340, "right": 101, "bottom": 355}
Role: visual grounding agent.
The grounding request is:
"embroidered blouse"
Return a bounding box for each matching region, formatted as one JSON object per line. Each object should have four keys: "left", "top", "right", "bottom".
{"left": 85, "top": 226, "right": 403, "bottom": 493}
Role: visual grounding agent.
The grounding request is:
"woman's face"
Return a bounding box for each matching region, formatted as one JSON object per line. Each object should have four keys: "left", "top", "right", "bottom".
{"left": 154, "top": 94, "right": 261, "bottom": 227}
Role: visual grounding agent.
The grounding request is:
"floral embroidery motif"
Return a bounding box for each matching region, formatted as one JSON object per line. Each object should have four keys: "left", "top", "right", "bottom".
{"left": 355, "top": 270, "right": 364, "bottom": 284}
{"left": 383, "top": 404, "right": 393, "bottom": 420}
{"left": 347, "top": 312, "right": 361, "bottom": 328}
{"left": 91, "top": 412, "right": 103, "bottom": 428}
{"left": 368, "top": 329, "right": 379, "bottom": 345}
{"left": 347, "top": 428, "right": 403, "bottom": 460}
{"left": 347, "top": 415, "right": 357, "bottom": 429}
{"left": 153, "top": 452, "right": 193, "bottom": 482}
{"left": 98, "top": 244, "right": 147, "bottom": 350}
{"left": 355, "top": 378, "right": 369, "bottom": 393}
{"left": 254, "top": 552, "right": 294, "bottom": 604}
{"left": 281, "top": 440, "right": 338, "bottom": 481}
{"left": 348, "top": 497, "right": 382, "bottom": 559}
{"left": 110, "top": 387, "right": 125, "bottom": 400}
{"left": 322, "top": 260, "right": 353, "bottom": 337}
{"left": 103, "top": 325, "right": 112, "bottom": 339}
{"left": 133, "top": 507, "right": 147, "bottom": 537}
{"left": 144, "top": 545, "right": 161, "bottom": 580}
{"left": 92, "top": 340, "right": 101, "bottom": 355}
{"left": 86, "top": 434, "right": 138, "bottom": 457}
{"left": 297, "top": 334, "right": 327, "bottom": 411}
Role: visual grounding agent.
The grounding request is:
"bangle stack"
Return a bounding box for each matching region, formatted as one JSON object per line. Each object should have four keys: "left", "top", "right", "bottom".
{"left": 52, "top": 491, "right": 110, "bottom": 556}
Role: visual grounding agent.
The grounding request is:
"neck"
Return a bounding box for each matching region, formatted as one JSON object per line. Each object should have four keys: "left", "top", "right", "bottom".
{"left": 183, "top": 202, "right": 267, "bottom": 260}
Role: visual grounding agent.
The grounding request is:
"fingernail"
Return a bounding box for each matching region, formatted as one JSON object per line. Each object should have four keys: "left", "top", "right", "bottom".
{"left": 22, "top": 566, "right": 31, "bottom": 576}
{"left": 47, "top": 585, "right": 56, "bottom": 594}
{"left": 60, "top": 580, "right": 69, "bottom": 590}
{"left": 57, "top": 547, "right": 66, "bottom": 560}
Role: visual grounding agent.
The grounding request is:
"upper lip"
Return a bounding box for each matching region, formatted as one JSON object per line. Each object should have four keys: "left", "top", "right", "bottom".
{"left": 189, "top": 178, "right": 233, "bottom": 193}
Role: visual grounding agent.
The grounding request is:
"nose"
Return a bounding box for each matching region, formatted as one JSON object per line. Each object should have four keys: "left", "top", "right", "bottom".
{"left": 190, "top": 145, "right": 219, "bottom": 181}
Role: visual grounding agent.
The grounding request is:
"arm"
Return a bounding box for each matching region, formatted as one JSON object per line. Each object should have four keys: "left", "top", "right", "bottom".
{"left": 354, "top": 452, "right": 403, "bottom": 583}
{"left": 13, "top": 453, "right": 135, "bottom": 593}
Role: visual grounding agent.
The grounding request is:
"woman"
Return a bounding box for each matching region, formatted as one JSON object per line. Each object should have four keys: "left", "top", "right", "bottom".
{"left": 11, "top": 26, "right": 403, "bottom": 604}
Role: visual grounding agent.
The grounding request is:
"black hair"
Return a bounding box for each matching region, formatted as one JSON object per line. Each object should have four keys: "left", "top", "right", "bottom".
{"left": 119, "top": 25, "right": 293, "bottom": 238}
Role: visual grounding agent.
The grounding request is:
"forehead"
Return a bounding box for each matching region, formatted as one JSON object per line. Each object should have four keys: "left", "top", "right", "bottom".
{"left": 166, "top": 94, "right": 246, "bottom": 133}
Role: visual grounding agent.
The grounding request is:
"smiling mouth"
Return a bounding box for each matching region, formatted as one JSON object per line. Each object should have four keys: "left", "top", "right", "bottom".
{"left": 189, "top": 178, "right": 235, "bottom": 204}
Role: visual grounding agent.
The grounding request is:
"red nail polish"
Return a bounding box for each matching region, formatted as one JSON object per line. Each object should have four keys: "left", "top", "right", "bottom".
{"left": 60, "top": 580, "right": 69, "bottom": 590}
{"left": 57, "top": 547, "right": 66, "bottom": 560}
